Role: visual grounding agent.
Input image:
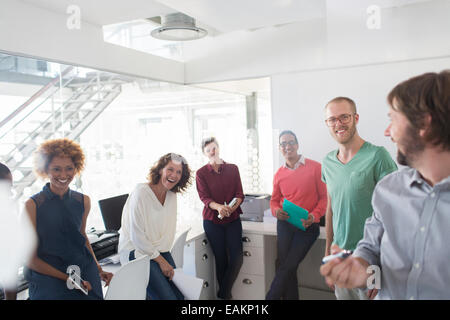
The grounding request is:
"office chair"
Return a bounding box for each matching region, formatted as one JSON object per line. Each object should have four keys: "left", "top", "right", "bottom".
{"left": 98, "top": 194, "right": 129, "bottom": 232}
{"left": 170, "top": 228, "right": 191, "bottom": 269}
{"left": 104, "top": 255, "right": 150, "bottom": 300}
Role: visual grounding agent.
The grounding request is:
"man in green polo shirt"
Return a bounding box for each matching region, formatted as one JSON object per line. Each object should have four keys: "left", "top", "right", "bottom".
{"left": 322, "top": 97, "right": 397, "bottom": 300}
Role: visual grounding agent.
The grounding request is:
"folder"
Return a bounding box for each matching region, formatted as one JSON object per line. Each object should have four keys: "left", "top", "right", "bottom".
{"left": 282, "top": 198, "right": 309, "bottom": 231}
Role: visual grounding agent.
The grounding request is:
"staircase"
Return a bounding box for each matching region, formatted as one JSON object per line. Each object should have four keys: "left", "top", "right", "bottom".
{"left": 0, "top": 67, "right": 126, "bottom": 199}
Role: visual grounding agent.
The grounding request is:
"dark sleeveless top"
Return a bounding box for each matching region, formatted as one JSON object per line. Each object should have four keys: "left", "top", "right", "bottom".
{"left": 25, "top": 183, "right": 103, "bottom": 300}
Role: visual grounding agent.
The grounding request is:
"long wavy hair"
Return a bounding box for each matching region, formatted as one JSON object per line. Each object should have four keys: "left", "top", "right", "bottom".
{"left": 147, "top": 153, "right": 192, "bottom": 193}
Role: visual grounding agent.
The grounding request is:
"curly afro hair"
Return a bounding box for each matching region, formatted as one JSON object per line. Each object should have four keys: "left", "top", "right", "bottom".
{"left": 33, "top": 138, "right": 85, "bottom": 178}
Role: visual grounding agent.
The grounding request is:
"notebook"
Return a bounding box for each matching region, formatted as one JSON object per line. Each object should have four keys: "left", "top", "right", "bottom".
{"left": 282, "top": 198, "right": 309, "bottom": 231}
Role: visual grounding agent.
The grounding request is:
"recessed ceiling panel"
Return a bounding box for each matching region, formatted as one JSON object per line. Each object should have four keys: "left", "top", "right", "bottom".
{"left": 158, "top": 0, "right": 327, "bottom": 33}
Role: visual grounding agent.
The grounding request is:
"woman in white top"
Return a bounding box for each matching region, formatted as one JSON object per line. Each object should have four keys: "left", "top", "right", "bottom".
{"left": 118, "top": 153, "right": 192, "bottom": 300}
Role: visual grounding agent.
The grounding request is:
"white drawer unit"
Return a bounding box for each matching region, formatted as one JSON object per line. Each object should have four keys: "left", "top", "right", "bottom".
{"left": 194, "top": 236, "right": 213, "bottom": 252}
{"left": 241, "top": 233, "right": 264, "bottom": 248}
{"left": 231, "top": 232, "right": 277, "bottom": 300}
{"left": 231, "top": 273, "right": 266, "bottom": 300}
{"left": 198, "top": 274, "right": 215, "bottom": 300}
{"left": 183, "top": 235, "right": 216, "bottom": 300}
{"left": 241, "top": 247, "right": 265, "bottom": 275}
{"left": 195, "top": 247, "right": 214, "bottom": 281}
{"left": 180, "top": 223, "right": 329, "bottom": 301}
{"left": 184, "top": 228, "right": 278, "bottom": 300}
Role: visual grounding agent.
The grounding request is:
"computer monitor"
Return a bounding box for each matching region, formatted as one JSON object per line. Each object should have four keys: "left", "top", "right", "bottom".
{"left": 98, "top": 194, "right": 128, "bottom": 231}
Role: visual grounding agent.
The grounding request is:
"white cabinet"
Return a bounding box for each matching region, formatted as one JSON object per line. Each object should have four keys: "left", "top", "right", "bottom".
{"left": 232, "top": 273, "right": 266, "bottom": 300}
{"left": 184, "top": 231, "right": 277, "bottom": 300}
{"left": 183, "top": 224, "right": 330, "bottom": 300}
{"left": 177, "top": 222, "right": 331, "bottom": 300}
{"left": 231, "top": 232, "right": 277, "bottom": 300}
{"left": 183, "top": 235, "right": 216, "bottom": 300}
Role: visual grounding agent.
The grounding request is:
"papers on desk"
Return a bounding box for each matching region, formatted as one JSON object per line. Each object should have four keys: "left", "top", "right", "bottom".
{"left": 172, "top": 268, "right": 204, "bottom": 300}
{"left": 99, "top": 253, "right": 120, "bottom": 265}
{"left": 282, "top": 198, "right": 309, "bottom": 231}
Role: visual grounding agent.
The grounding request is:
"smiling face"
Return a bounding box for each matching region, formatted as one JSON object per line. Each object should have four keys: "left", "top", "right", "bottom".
{"left": 159, "top": 160, "right": 183, "bottom": 191}
{"left": 203, "top": 142, "right": 220, "bottom": 162}
{"left": 279, "top": 133, "right": 299, "bottom": 161}
{"left": 47, "top": 156, "right": 76, "bottom": 191}
{"left": 325, "top": 101, "right": 358, "bottom": 145}
{"left": 385, "top": 104, "right": 425, "bottom": 166}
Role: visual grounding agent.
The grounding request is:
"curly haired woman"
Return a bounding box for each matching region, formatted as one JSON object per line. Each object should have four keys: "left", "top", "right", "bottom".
{"left": 118, "top": 153, "right": 192, "bottom": 300}
{"left": 24, "top": 138, "right": 113, "bottom": 300}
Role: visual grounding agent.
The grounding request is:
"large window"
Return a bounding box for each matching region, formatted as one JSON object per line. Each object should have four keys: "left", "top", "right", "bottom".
{"left": 79, "top": 81, "right": 272, "bottom": 232}
{"left": 0, "top": 52, "right": 272, "bottom": 233}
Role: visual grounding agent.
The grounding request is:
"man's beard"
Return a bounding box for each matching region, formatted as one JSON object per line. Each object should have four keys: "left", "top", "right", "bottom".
{"left": 396, "top": 125, "right": 425, "bottom": 166}
{"left": 335, "top": 121, "right": 357, "bottom": 145}
{"left": 397, "top": 151, "right": 409, "bottom": 166}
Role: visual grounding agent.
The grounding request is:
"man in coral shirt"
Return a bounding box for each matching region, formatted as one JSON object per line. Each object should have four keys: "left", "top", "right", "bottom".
{"left": 266, "top": 130, "right": 327, "bottom": 300}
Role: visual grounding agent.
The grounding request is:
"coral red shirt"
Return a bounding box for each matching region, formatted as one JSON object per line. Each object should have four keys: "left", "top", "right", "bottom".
{"left": 196, "top": 162, "right": 244, "bottom": 224}
{"left": 271, "top": 157, "right": 327, "bottom": 223}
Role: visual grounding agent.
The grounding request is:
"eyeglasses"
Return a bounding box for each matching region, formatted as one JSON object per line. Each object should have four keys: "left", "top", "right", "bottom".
{"left": 325, "top": 113, "right": 355, "bottom": 127}
{"left": 279, "top": 140, "right": 297, "bottom": 148}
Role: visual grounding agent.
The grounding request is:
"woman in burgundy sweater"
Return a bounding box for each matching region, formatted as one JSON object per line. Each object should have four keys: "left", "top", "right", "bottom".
{"left": 195, "top": 137, "right": 244, "bottom": 300}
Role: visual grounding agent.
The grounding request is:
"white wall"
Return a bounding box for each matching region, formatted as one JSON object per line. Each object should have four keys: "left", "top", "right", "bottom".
{"left": 0, "top": 0, "right": 184, "bottom": 84}
{"left": 184, "top": 0, "right": 450, "bottom": 84}
{"left": 270, "top": 56, "right": 450, "bottom": 170}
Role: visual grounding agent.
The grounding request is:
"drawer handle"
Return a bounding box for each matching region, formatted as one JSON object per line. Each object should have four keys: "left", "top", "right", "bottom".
{"left": 243, "top": 251, "right": 251, "bottom": 257}
{"left": 242, "top": 236, "right": 250, "bottom": 243}
{"left": 202, "top": 239, "right": 208, "bottom": 246}
{"left": 243, "top": 278, "right": 252, "bottom": 285}
{"left": 203, "top": 281, "right": 209, "bottom": 288}
{"left": 202, "top": 254, "right": 208, "bottom": 261}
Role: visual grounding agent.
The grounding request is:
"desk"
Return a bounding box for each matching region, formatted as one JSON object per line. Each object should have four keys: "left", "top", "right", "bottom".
{"left": 183, "top": 218, "right": 334, "bottom": 300}
{"left": 18, "top": 220, "right": 333, "bottom": 300}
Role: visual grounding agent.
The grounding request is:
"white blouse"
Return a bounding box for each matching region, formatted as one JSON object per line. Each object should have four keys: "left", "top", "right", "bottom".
{"left": 118, "top": 183, "right": 177, "bottom": 264}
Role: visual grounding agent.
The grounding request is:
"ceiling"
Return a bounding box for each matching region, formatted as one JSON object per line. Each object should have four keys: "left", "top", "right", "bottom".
{"left": 20, "top": 0, "right": 175, "bottom": 26}
{"left": 17, "top": 0, "right": 437, "bottom": 89}
{"left": 157, "top": 0, "right": 327, "bottom": 33}
{"left": 20, "top": 0, "right": 328, "bottom": 30}
{"left": 20, "top": 0, "right": 432, "bottom": 31}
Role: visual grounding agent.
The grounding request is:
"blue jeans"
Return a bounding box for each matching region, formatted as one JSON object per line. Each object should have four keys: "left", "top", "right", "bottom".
{"left": 266, "top": 220, "right": 319, "bottom": 300}
{"left": 129, "top": 251, "right": 184, "bottom": 300}
{"left": 203, "top": 218, "right": 243, "bottom": 299}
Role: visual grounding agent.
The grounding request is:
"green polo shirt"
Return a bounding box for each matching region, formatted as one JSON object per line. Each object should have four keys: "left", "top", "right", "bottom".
{"left": 322, "top": 141, "right": 397, "bottom": 251}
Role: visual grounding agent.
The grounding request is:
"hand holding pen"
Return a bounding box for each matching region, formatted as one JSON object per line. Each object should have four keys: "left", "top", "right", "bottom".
{"left": 320, "top": 250, "right": 372, "bottom": 292}
{"left": 217, "top": 204, "right": 231, "bottom": 219}
{"left": 217, "top": 198, "right": 238, "bottom": 219}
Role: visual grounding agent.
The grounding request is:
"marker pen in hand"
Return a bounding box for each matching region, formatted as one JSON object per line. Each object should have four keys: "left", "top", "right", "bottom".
{"left": 218, "top": 202, "right": 227, "bottom": 220}
{"left": 322, "top": 250, "right": 353, "bottom": 265}
{"left": 218, "top": 198, "right": 237, "bottom": 220}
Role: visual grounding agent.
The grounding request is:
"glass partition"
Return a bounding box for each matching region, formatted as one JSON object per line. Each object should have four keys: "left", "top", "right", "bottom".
{"left": 0, "top": 52, "right": 272, "bottom": 232}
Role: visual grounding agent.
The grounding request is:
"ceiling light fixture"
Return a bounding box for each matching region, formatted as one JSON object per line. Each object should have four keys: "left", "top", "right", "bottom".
{"left": 151, "top": 13, "right": 207, "bottom": 41}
